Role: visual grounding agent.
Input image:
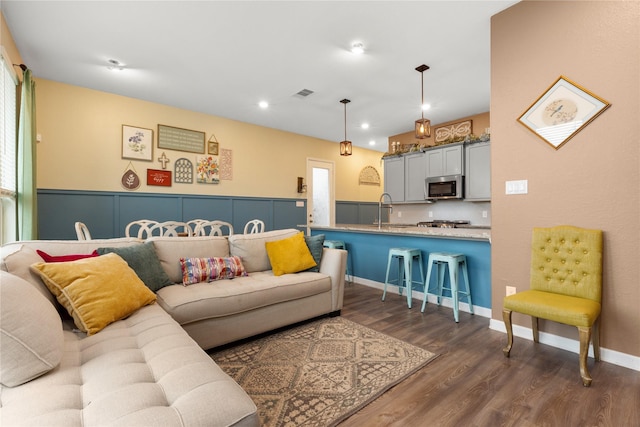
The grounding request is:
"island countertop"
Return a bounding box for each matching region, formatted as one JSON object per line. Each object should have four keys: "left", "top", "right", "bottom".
{"left": 307, "top": 224, "right": 491, "bottom": 242}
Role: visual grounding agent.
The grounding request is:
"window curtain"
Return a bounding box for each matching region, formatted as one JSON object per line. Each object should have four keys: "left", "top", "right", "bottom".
{"left": 17, "top": 68, "right": 37, "bottom": 240}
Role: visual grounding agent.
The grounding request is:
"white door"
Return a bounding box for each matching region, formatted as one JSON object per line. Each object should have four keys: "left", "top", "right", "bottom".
{"left": 306, "top": 159, "right": 335, "bottom": 227}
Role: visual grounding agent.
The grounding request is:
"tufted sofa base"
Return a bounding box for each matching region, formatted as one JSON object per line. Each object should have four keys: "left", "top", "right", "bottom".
{"left": 0, "top": 304, "right": 258, "bottom": 427}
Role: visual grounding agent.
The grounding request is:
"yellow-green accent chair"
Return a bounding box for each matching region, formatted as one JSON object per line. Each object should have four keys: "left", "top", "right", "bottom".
{"left": 502, "top": 225, "right": 603, "bottom": 387}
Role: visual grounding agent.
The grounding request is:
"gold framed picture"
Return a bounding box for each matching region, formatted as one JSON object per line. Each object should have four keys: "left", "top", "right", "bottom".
{"left": 208, "top": 134, "right": 219, "bottom": 155}
{"left": 518, "top": 76, "right": 610, "bottom": 150}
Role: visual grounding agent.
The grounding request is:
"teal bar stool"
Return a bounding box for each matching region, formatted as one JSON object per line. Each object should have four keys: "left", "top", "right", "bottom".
{"left": 421, "top": 252, "right": 473, "bottom": 322}
{"left": 382, "top": 248, "right": 424, "bottom": 309}
{"left": 323, "top": 240, "right": 352, "bottom": 283}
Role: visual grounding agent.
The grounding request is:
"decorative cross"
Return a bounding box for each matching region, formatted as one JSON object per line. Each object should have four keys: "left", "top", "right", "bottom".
{"left": 158, "top": 152, "right": 170, "bottom": 169}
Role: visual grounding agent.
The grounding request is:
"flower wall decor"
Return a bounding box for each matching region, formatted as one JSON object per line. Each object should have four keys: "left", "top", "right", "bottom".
{"left": 196, "top": 155, "right": 219, "bottom": 184}
{"left": 122, "top": 125, "right": 153, "bottom": 161}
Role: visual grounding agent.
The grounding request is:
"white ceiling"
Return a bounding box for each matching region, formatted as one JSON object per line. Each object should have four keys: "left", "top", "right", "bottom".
{"left": 2, "top": 1, "right": 518, "bottom": 152}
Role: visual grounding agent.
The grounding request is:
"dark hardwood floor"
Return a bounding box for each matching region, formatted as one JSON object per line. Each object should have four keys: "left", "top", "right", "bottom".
{"left": 338, "top": 283, "right": 640, "bottom": 427}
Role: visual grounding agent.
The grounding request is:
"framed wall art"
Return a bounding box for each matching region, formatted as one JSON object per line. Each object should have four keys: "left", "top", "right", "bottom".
{"left": 518, "top": 76, "right": 611, "bottom": 150}
{"left": 122, "top": 125, "right": 153, "bottom": 161}
{"left": 146, "top": 169, "right": 172, "bottom": 187}
{"left": 158, "top": 124, "right": 205, "bottom": 153}
{"left": 208, "top": 135, "right": 219, "bottom": 155}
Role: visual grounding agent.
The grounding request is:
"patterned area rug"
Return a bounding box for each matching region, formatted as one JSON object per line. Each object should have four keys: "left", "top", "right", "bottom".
{"left": 210, "top": 317, "right": 438, "bottom": 427}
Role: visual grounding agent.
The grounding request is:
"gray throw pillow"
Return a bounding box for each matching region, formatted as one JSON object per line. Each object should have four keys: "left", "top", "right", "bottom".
{"left": 304, "top": 234, "right": 325, "bottom": 272}
{"left": 97, "top": 242, "right": 173, "bottom": 291}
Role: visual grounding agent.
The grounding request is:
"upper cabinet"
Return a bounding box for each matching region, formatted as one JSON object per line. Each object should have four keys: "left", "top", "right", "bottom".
{"left": 464, "top": 141, "right": 491, "bottom": 201}
{"left": 404, "top": 152, "right": 427, "bottom": 202}
{"left": 383, "top": 155, "right": 405, "bottom": 202}
{"left": 425, "top": 143, "right": 464, "bottom": 177}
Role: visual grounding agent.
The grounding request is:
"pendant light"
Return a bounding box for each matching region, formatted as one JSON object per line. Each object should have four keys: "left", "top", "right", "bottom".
{"left": 339, "top": 98, "right": 352, "bottom": 156}
{"left": 415, "top": 64, "right": 431, "bottom": 139}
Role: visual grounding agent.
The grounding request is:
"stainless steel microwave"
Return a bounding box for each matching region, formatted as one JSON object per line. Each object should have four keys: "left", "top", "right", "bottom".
{"left": 424, "top": 174, "right": 464, "bottom": 200}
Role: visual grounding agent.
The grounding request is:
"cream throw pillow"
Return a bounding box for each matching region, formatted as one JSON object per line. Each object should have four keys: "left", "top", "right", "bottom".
{"left": 0, "top": 271, "right": 64, "bottom": 387}
{"left": 30, "top": 253, "right": 157, "bottom": 335}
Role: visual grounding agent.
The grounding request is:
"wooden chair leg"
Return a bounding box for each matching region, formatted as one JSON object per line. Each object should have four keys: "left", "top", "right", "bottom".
{"left": 592, "top": 319, "right": 601, "bottom": 362}
{"left": 531, "top": 316, "right": 539, "bottom": 343}
{"left": 502, "top": 309, "right": 513, "bottom": 357}
{"left": 578, "top": 326, "right": 593, "bottom": 387}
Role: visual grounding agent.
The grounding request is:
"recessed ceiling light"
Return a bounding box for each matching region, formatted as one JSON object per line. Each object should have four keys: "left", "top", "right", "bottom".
{"left": 361, "top": 123, "right": 370, "bottom": 129}
{"left": 369, "top": 140, "right": 376, "bottom": 146}
{"left": 351, "top": 42, "right": 364, "bottom": 54}
{"left": 422, "top": 103, "right": 431, "bottom": 111}
{"left": 258, "top": 101, "right": 269, "bottom": 109}
{"left": 107, "top": 59, "right": 124, "bottom": 71}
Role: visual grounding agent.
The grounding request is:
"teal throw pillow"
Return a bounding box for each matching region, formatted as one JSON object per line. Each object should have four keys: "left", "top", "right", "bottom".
{"left": 304, "top": 234, "right": 325, "bottom": 272}
{"left": 97, "top": 242, "right": 173, "bottom": 292}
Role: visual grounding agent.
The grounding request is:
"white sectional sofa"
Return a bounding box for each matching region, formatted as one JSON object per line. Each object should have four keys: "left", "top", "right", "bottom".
{"left": 0, "top": 229, "right": 347, "bottom": 426}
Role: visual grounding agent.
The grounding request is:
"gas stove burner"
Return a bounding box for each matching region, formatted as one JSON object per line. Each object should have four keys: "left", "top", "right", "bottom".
{"left": 417, "top": 220, "right": 471, "bottom": 228}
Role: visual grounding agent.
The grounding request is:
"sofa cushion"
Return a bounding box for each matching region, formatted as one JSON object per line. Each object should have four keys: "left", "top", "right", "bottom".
{"left": 180, "top": 256, "right": 248, "bottom": 285}
{"left": 0, "top": 303, "right": 258, "bottom": 426}
{"left": 2, "top": 245, "right": 58, "bottom": 305}
{"left": 1, "top": 239, "right": 141, "bottom": 305}
{"left": 229, "top": 228, "right": 299, "bottom": 273}
{"left": 304, "top": 233, "right": 325, "bottom": 272}
{"left": 31, "top": 253, "right": 157, "bottom": 335}
{"left": 148, "top": 236, "right": 230, "bottom": 283}
{"left": 265, "top": 232, "right": 317, "bottom": 276}
{"left": 96, "top": 242, "right": 173, "bottom": 292}
{"left": 0, "top": 271, "right": 64, "bottom": 387}
{"left": 156, "top": 271, "right": 332, "bottom": 325}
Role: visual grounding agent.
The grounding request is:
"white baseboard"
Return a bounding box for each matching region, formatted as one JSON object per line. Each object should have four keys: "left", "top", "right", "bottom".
{"left": 350, "top": 277, "right": 639, "bottom": 372}
{"left": 489, "top": 319, "right": 640, "bottom": 372}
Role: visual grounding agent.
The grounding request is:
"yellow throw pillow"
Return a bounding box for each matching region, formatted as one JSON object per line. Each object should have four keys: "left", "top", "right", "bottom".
{"left": 265, "top": 232, "right": 317, "bottom": 276}
{"left": 30, "top": 253, "right": 157, "bottom": 335}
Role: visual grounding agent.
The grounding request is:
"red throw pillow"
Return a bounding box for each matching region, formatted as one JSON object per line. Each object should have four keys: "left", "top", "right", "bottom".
{"left": 36, "top": 250, "right": 99, "bottom": 263}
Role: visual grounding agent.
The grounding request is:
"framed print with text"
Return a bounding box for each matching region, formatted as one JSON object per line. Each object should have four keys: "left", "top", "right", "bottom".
{"left": 517, "top": 76, "right": 610, "bottom": 150}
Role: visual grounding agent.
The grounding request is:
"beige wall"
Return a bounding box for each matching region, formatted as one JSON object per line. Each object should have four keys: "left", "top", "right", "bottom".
{"left": 491, "top": 1, "right": 639, "bottom": 356}
{"left": 35, "top": 79, "right": 385, "bottom": 202}
{"left": 388, "top": 112, "right": 490, "bottom": 152}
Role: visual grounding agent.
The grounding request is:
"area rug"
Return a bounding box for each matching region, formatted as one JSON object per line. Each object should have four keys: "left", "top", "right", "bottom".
{"left": 210, "top": 317, "right": 438, "bottom": 427}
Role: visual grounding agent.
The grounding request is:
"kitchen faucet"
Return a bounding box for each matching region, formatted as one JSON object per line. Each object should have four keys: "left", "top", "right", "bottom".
{"left": 378, "top": 192, "right": 393, "bottom": 230}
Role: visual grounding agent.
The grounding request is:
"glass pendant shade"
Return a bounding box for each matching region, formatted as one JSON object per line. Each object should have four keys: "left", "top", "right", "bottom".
{"left": 415, "top": 118, "right": 431, "bottom": 139}
{"left": 340, "top": 140, "right": 352, "bottom": 156}
{"left": 339, "top": 99, "right": 352, "bottom": 156}
{"left": 415, "top": 64, "right": 431, "bottom": 139}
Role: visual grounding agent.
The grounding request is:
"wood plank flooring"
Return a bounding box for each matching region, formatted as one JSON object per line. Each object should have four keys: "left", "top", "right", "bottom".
{"left": 337, "top": 283, "right": 640, "bottom": 427}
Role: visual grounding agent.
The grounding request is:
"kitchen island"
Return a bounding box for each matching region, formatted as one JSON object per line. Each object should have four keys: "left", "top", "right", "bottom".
{"left": 309, "top": 224, "right": 492, "bottom": 315}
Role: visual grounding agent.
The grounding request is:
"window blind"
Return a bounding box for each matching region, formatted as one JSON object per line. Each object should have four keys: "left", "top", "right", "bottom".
{"left": 0, "top": 51, "right": 18, "bottom": 198}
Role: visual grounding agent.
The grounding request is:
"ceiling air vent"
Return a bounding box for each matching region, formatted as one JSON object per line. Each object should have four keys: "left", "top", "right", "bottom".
{"left": 294, "top": 89, "right": 314, "bottom": 98}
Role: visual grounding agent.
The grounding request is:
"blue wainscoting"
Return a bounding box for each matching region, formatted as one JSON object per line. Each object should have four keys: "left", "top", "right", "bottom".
{"left": 311, "top": 229, "right": 492, "bottom": 309}
{"left": 37, "top": 189, "right": 379, "bottom": 240}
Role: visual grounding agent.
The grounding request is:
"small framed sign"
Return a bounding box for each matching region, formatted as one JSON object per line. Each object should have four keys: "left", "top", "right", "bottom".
{"left": 147, "top": 169, "right": 172, "bottom": 187}
{"left": 518, "top": 76, "right": 610, "bottom": 150}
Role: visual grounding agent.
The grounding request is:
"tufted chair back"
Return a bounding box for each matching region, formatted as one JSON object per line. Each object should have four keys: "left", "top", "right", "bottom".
{"left": 530, "top": 225, "right": 603, "bottom": 302}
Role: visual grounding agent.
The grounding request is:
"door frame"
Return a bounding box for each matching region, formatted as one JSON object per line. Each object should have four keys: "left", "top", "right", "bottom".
{"left": 306, "top": 158, "right": 336, "bottom": 231}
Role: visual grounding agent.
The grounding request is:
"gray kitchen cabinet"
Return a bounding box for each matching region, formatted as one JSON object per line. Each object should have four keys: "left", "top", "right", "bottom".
{"left": 383, "top": 155, "right": 404, "bottom": 202}
{"left": 404, "top": 151, "right": 427, "bottom": 202}
{"left": 464, "top": 141, "right": 491, "bottom": 200}
{"left": 425, "top": 143, "right": 464, "bottom": 177}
